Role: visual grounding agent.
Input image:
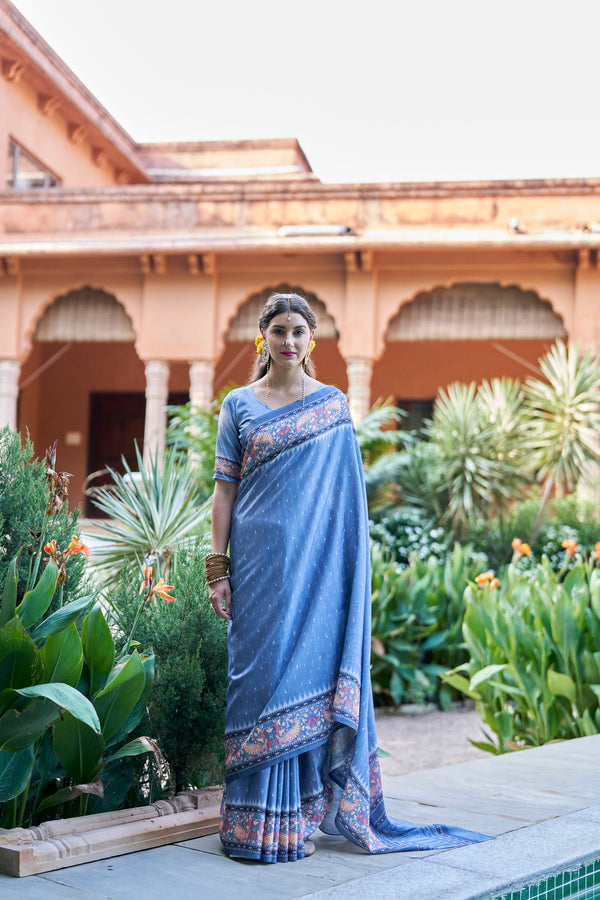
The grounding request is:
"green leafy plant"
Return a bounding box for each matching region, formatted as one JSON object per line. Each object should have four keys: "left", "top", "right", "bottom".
{"left": 0, "top": 548, "right": 155, "bottom": 828}
{"left": 427, "top": 378, "right": 529, "bottom": 534}
{"left": 355, "top": 399, "right": 412, "bottom": 514}
{"left": 522, "top": 340, "right": 600, "bottom": 541}
{"left": 166, "top": 389, "right": 232, "bottom": 502}
{"left": 0, "top": 428, "right": 86, "bottom": 603}
{"left": 88, "top": 444, "right": 210, "bottom": 582}
{"left": 109, "top": 543, "right": 228, "bottom": 793}
{"left": 442, "top": 548, "right": 600, "bottom": 753}
{"left": 370, "top": 542, "right": 487, "bottom": 707}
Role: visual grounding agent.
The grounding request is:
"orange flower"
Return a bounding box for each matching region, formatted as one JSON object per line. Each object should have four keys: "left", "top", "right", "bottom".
{"left": 152, "top": 578, "right": 176, "bottom": 603}
{"left": 475, "top": 571, "right": 495, "bottom": 586}
{"left": 562, "top": 539, "right": 578, "bottom": 556}
{"left": 44, "top": 539, "right": 58, "bottom": 558}
{"left": 65, "top": 535, "right": 90, "bottom": 557}
{"left": 139, "top": 564, "right": 154, "bottom": 594}
{"left": 511, "top": 538, "right": 531, "bottom": 557}
{"left": 593, "top": 542, "right": 600, "bottom": 561}
{"left": 490, "top": 578, "right": 501, "bottom": 589}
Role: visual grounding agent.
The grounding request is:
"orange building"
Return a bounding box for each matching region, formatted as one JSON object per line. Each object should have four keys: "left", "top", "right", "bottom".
{"left": 1, "top": 0, "right": 600, "bottom": 511}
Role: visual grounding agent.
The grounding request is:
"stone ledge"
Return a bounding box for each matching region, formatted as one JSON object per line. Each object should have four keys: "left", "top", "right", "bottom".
{"left": 0, "top": 787, "right": 222, "bottom": 877}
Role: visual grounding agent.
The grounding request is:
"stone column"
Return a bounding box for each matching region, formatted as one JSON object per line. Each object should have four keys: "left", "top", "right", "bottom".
{"left": 189, "top": 360, "right": 215, "bottom": 410}
{"left": 143, "top": 360, "right": 169, "bottom": 464}
{"left": 0, "top": 359, "right": 20, "bottom": 430}
{"left": 346, "top": 357, "right": 373, "bottom": 423}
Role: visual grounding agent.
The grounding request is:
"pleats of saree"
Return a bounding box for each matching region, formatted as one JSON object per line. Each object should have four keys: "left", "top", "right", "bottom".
{"left": 220, "top": 746, "right": 329, "bottom": 863}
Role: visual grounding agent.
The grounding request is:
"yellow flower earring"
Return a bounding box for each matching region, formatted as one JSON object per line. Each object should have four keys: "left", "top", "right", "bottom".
{"left": 303, "top": 339, "right": 316, "bottom": 371}
{"left": 255, "top": 334, "right": 270, "bottom": 364}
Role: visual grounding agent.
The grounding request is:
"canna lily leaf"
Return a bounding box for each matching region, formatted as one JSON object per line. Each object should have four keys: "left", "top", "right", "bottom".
{"left": 53, "top": 712, "right": 104, "bottom": 784}
{"left": 37, "top": 778, "right": 104, "bottom": 813}
{"left": 39, "top": 622, "right": 84, "bottom": 687}
{"left": 94, "top": 652, "right": 145, "bottom": 743}
{"left": 0, "top": 746, "right": 34, "bottom": 802}
{"left": 31, "top": 593, "right": 97, "bottom": 643}
{"left": 0, "top": 699, "right": 60, "bottom": 752}
{"left": 0, "top": 556, "right": 19, "bottom": 628}
{"left": 9, "top": 684, "right": 101, "bottom": 733}
{"left": 16, "top": 560, "right": 59, "bottom": 629}
{"left": 547, "top": 669, "right": 577, "bottom": 704}
{"left": 469, "top": 664, "right": 508, "bottom": 691}
{"left": 82, "top": 605, "right": 115, "bottom": 695}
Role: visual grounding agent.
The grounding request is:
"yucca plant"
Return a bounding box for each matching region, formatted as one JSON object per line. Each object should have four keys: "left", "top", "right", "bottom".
{"left": 523, "top": 341, "right": 600, "bottom": 542}
{"left": 355, "top": 399, "right": 412, "bottom": 513}
{"left": 88, "top": 445, "right": 210, "bottom": 582}
{"left": 427, "top": 378, "right": 530, "bottom": 535}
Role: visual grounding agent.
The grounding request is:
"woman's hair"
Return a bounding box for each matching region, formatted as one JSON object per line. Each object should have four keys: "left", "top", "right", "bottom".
{"left": 249, "top": 292, "right": 317, "bottom": 382}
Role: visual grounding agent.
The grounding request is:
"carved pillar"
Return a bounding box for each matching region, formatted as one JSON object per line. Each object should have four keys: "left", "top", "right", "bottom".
{"left": 0, "top": 360, "right": 20, "bottom": 430}
{"left": 189, "top": 360, "right": 215, "bottom": 410}
{"left": 143, "top": 360, "right": 169, "bottom": 463}
{"left": 346, "top": 357, "right": 373, "bottom": 423}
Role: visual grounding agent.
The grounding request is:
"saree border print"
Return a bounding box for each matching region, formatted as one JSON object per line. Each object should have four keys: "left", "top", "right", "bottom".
{"left": 224, "top": 671, "right": 361, "bottom": 779}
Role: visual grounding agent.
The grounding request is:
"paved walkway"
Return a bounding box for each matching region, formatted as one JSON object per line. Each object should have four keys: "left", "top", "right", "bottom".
{"left": 2, "top": 734, "right": 600, "bottom": 899}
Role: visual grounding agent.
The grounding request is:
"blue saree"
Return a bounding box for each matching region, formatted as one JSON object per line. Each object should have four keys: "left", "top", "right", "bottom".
{"left": 213, "top": 385, "right": 489, "bottom": 862}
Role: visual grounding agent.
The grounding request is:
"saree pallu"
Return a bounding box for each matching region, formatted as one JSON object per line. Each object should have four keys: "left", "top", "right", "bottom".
{"left": 214, "top": 385, "right": 489, "bottom": 862}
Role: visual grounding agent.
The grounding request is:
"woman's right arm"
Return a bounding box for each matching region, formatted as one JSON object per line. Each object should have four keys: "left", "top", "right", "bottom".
{"left": 209, "top": 479, "right": 238, "bottom": 621}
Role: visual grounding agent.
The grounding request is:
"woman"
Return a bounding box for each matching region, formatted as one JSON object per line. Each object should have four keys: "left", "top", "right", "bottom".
{"left": 207, "top": 291, "right": 489, "bottom": 863}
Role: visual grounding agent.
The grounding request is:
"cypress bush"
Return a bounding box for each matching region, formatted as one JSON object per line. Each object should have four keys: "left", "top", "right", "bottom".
{"left": 0, "top": 427, "right": 87, "bottom": 603}
{"left": 111, "top": 542, "right": 228, "bottom": 793}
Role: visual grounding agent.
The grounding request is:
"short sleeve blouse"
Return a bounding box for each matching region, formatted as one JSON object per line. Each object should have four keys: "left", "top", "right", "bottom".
{"left": 213, "top": 390, "right": 243, "bottom": 485}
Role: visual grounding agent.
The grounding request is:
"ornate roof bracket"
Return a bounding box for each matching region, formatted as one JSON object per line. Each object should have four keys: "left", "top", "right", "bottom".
{"left": 1, "top": 57, "right": 24, "bottom": 82}
{"left": 37, "top": 93, "right": 59, "bottom": 116}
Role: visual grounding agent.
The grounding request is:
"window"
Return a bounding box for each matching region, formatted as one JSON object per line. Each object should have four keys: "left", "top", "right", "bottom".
{"left": 7, "top": 139, "right": 61, "bottom": 189}
{"left": 396, "top": 399, "right": 434, "bottom": 433}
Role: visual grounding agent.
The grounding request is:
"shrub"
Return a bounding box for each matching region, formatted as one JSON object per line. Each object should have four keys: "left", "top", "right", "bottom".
{"left": 370, "top": 507, "right": 450, "bottom": 568}
{"left": 370, "top": 542, "right": 487, "bottom": 707}
{"left": 0, "top": 552, "right": 154, "bottom": 828}
{"left": 0, "top": 428, "right": 86, "bottom": 604}
{"left": 443, "top": 551, "right": 600, "bottom": 753}
{"left": 110, "top": 542, "right": 228, "bottom": 793}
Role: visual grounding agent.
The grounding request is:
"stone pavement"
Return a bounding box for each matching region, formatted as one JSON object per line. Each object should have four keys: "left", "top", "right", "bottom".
{"left": 2, "top": 734, "right": 600, "bottom": 900}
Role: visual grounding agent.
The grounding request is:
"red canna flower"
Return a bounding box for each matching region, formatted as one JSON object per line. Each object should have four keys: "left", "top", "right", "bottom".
{"left": 562, "top": 539, "right": 578, "bottom": 556}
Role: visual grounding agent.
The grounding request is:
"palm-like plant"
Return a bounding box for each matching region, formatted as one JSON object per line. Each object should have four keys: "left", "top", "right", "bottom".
{"left": 354, "top": 399, "right": 412, "bottom": 513}
{"left": 427, "top": 378, "right": 529, "bottom": 532}
{"left": 523, "top": 340, "right": 600, "bottom": 540}
{"left": 88, "top": 445, "right": 210, "bottom": 581}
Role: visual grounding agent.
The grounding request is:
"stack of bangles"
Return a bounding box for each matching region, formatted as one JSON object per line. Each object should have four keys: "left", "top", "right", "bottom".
{"left": 205, "top": 553, "right": 230, "bottom": 586}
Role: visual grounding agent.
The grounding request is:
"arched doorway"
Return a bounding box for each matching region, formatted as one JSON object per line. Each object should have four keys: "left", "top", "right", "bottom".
{"left": 215, "top": 284, "right": 347, "bottom": 392}
{"left": 19, "top": 286, "right": 188, "bottom": 514}
{"left": 372, "top": 282, "right": 566, "bottom": 427}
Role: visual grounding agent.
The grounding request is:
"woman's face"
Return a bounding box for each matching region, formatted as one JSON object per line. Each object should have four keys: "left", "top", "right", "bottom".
{"left": 263, "top": 312, "right": 313, "bottom": 368}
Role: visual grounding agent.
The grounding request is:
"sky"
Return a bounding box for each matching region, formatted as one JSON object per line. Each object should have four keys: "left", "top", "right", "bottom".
{"left": 11, "top": 0, "right": 600, "bottom": 184}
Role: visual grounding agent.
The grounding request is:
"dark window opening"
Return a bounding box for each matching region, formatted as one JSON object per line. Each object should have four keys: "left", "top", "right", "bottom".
{"left": 396, "top": 399, "right": 435, "bottom": 434}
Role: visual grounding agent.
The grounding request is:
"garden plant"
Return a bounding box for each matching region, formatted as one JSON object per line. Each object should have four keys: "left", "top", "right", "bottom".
{"left": 443, "top": 541, "right": 600, "bottom": 753}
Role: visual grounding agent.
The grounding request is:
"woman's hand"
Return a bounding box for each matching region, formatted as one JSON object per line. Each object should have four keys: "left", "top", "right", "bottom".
{"left": 209, "top": 577, "right": 232, "bottom": 621}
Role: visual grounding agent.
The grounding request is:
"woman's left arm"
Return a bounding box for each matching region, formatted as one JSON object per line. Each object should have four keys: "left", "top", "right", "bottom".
{"left": 209, "top": 479, "right": 238, "bottom": 620}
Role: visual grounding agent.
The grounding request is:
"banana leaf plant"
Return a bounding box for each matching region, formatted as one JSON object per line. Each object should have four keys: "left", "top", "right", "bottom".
{"left": 0, "top": 553, "right": 156, "bottom": 827}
